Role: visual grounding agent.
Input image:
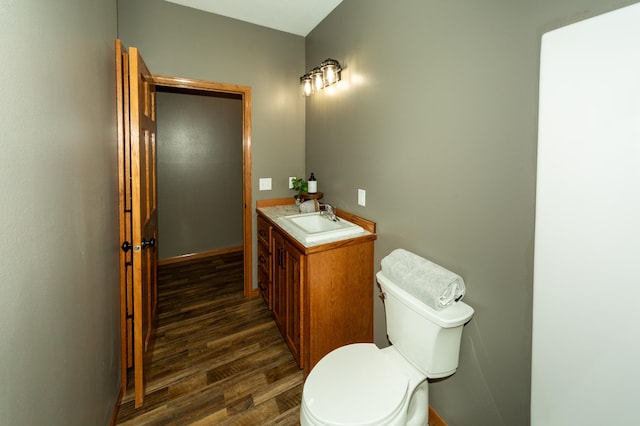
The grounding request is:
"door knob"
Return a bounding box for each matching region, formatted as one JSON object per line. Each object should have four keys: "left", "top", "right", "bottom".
{"left": 142, "top": 237, "right": 156, "bottom": 249}
{"left": 121, "top": 241, "right": 133, "bottom": 252}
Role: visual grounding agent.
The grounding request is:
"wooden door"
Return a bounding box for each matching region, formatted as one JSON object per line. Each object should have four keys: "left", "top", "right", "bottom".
{"left": 116, "top": 40, "right": 158, "bottom": 408}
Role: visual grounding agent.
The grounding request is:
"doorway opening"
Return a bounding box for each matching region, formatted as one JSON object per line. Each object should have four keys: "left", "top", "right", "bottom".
{"left": 152, "top": 74, "right": 253, "bottom": 298}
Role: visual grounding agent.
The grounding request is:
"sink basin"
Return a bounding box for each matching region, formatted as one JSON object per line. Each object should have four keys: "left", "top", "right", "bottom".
{"left": 277, "top": 212, "right": 365, "bottom": 243}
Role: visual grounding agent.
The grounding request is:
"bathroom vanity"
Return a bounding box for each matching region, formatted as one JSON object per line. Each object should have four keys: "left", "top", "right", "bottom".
{"left": 256, "top": 200, "right": 376, "bottom": 373}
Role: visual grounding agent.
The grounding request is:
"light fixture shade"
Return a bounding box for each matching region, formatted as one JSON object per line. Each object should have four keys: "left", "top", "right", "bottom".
{"left": 321, "top": 58, "right": 342, "bottom": 86}
{"left": 300, "top": 74, "right": 312, "bottom": 96}
{"left": 311, "top": 67, "right": 324, "bottom": 91}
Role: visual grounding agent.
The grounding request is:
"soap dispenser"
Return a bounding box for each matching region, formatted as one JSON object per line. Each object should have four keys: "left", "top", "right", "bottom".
{"left": 308, "top": 173, "right": 317, "bottom": 193}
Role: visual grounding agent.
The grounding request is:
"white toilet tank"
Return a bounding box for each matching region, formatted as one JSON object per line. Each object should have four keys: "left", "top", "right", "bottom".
{"left": 377, "top": 271, "right": 474, "bottom": 378}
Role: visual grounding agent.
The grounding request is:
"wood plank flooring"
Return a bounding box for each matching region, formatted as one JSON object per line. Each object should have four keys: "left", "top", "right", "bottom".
{"left": 115, "top": 251, "right": 303, "bottom": 425}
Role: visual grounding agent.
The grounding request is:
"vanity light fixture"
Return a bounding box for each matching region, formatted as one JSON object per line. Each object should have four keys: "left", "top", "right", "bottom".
{"left": 300, "top": 58, "right": 342, "bottom": 96}
{"left": 300, "top": 74, "right": 313, "bottom": 96}
{"left": 321, "top": 59, "right": 341, "bottom": 86}
{"left": 311, "top": 67, "right": 324, "bottom": 91}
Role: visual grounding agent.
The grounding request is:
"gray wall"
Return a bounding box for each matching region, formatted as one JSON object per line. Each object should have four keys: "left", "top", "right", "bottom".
{"left": 0, "top": 0, "right": 120, "bottom": 424}
{"left": 117, "top": 0, "right": 306, "bottom": 285}
{"left": 306, "top": 0, "right": 640, "bottom": 425}
{"left": 156, "top": 90, "right": 243, "bottom": 259}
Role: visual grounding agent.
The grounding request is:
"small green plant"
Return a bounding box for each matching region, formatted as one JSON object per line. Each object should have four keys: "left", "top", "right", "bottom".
{"left": 291, "top": 178, "right": 308, "bottom": 200}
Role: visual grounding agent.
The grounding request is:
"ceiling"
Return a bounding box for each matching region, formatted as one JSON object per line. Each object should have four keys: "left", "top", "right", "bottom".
{"left": 164, "top": 0, "right": 343, "bottom": 36}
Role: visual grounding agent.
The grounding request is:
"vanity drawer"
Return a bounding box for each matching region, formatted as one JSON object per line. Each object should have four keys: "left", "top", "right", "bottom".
{"left": 258, "top": 240, "right": 271, "bottom": 278}
{"left": 257, "top": 215, "right": 271, "bottom": 248}
{"left": 258, "top": 267, "right": 271, "bottom": 310}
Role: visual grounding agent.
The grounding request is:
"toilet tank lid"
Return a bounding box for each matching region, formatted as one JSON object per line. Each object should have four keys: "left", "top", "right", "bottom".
{"left": 377, "top": 271, "right": 474, "bottom": 327}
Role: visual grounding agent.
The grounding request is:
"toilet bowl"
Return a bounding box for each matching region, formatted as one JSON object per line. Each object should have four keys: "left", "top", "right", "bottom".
{"left": 300, "top": 268, "right": 474, "bottom": 426}
{"left": 300, "top": 343, "right": 428, "bottom": 426}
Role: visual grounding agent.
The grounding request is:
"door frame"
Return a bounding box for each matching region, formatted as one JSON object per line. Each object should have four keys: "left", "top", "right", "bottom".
{"left": 152, "top": 74, "right": 254, "bottom": 298}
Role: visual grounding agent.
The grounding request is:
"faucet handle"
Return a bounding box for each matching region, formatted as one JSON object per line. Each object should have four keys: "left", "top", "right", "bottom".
{"left": 320, "top": 203, "right": 332, "bottom": 213}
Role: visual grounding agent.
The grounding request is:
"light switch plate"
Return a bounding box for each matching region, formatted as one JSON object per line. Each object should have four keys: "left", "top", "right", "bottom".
{"left": 358, "top": 189, "right": 366, "bottom": 206}
{"left": 259, "top": 178, "right": 272, "bottom": 191}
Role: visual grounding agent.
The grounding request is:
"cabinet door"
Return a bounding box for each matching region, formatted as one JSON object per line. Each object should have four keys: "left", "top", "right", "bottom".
{"left": 284, "top": 240, "right": 303, "bottom": 367}
{"left": 271, "top": 229, "right": 286, "bottom": 333}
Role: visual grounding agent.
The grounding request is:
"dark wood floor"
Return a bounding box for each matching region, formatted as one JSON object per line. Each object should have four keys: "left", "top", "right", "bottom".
{"left": 115, "top": 251, "right": 303, "bottom": 425}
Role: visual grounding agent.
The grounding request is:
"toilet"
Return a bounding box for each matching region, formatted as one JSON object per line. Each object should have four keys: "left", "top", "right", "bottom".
{"left": 300, "top": 270, "right": 474, "bottom": 426}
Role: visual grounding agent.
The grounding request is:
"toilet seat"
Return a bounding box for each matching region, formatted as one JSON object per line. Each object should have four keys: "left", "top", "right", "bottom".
{"left": 302, "top": 343, "right": 409, "bottom": 426}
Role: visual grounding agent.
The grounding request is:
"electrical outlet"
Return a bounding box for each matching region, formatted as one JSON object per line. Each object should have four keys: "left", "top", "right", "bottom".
{"left": 358, "top": 189, "right": 366, "bottom": 206}
{"left": 288, "top": 177, "right": 296, "bottom": 189}
{"left": 259, "top": 178, "right": 272, "bottom": 191}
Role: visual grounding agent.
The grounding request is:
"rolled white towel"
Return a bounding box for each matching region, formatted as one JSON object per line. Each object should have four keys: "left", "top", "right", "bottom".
{"left": 380, "top": 249, "right": 465, "bottom": 310}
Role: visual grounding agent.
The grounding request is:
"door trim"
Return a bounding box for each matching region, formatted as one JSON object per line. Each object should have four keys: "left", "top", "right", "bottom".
{"left": 151, "top": 74, "right": 254, "bottom": 297}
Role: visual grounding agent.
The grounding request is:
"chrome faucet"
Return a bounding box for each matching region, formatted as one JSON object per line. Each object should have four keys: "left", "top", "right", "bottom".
{"left": 320, "top": 203, "right": 339, "bottom": 221}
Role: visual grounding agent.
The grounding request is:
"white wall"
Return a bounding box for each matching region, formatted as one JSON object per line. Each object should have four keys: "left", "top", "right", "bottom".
{"left": 0, "top": 0, "right": 120, "bottom": 424}
{"left": 532, "top": 4, "right": 640, "bottom": 424}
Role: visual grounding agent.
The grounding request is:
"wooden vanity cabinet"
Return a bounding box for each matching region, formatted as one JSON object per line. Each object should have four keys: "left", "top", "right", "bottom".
{"left": 257, "top": 208, "right": 375, "bottom": 374}
{"left": 302, "top": 240, "right": 374, "bottom": 371}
